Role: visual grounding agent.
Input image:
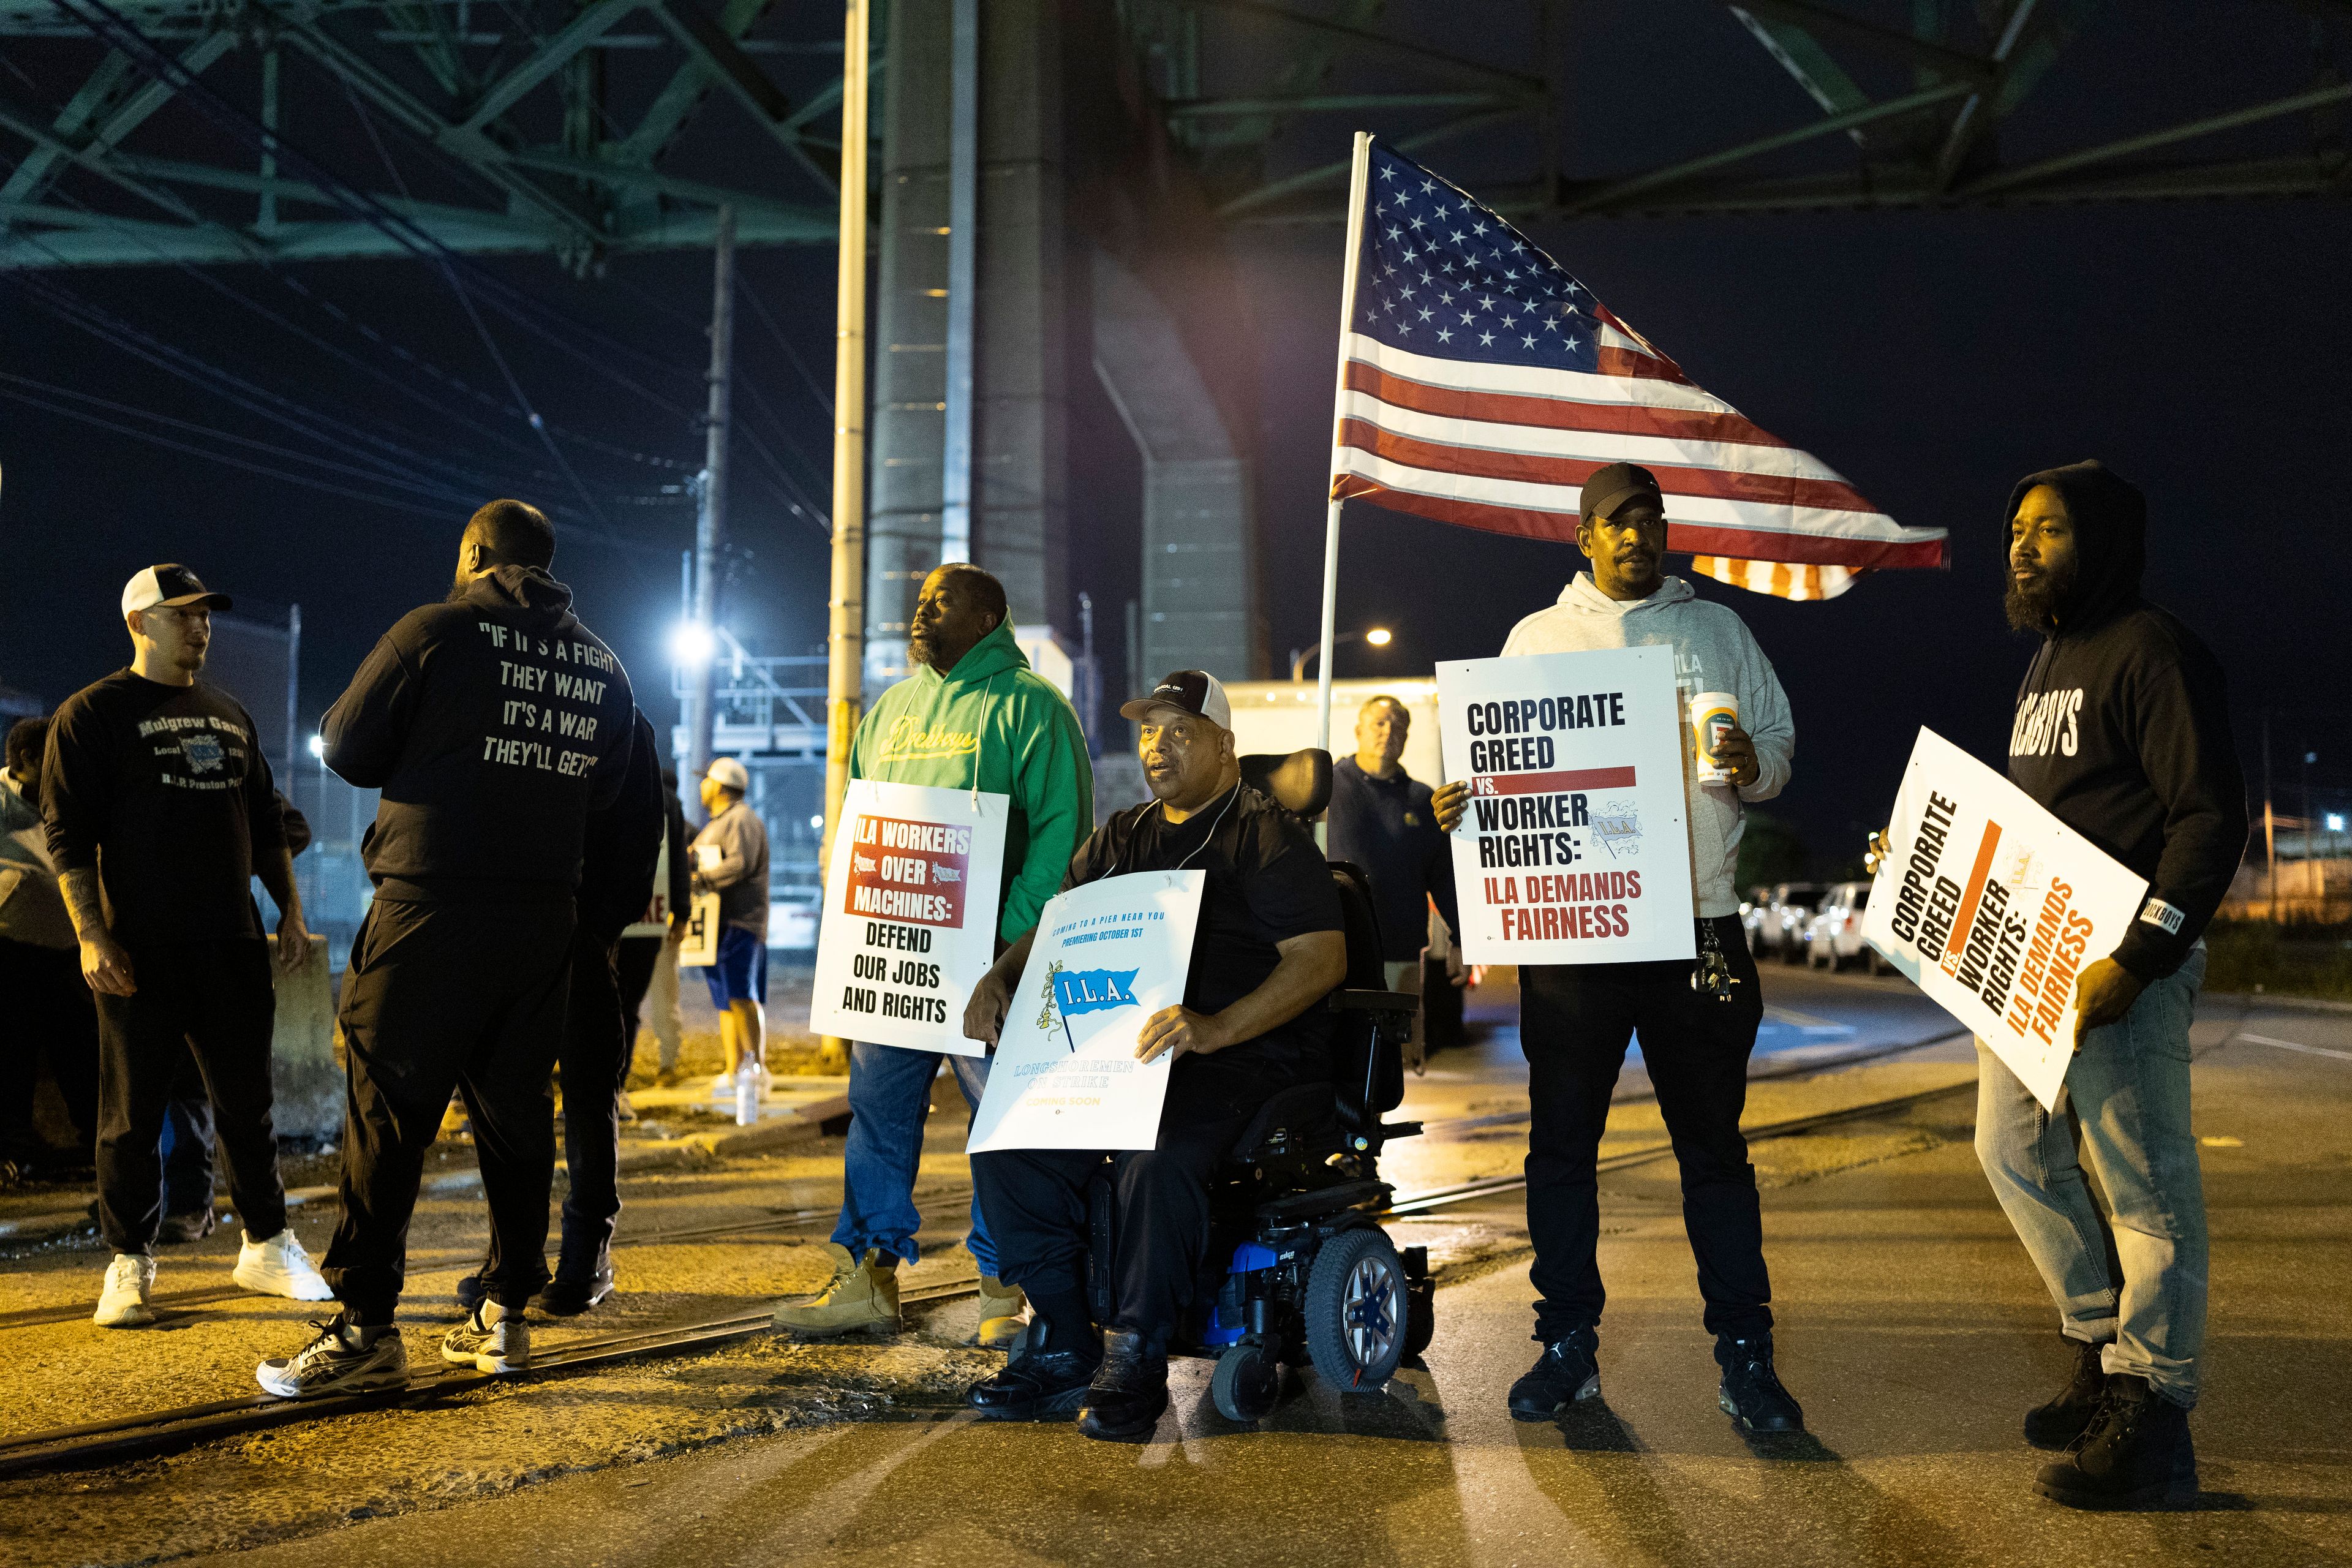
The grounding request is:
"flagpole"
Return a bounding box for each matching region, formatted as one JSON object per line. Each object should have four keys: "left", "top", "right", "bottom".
{"left": 1316, "top": 131, "right": 1374, "bottom": 757}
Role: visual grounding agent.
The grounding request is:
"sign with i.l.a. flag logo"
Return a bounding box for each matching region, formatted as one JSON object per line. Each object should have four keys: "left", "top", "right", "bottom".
{"left": 967, "top": 870, "right": 1204, "bottom": 1153}
{"left": 1861, "top": 728, "right": 2147, "bottom": 1111}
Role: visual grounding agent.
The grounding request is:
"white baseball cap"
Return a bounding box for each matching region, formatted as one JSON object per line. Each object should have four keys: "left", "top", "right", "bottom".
{"left": 121, "top": 564, "right": 232, "bottom": 619}
{"left": 1119, "top": 669, "right": 1231, "bottom": 731}
{"left": 706, "top": 756, "right": 750, "bottom": 791}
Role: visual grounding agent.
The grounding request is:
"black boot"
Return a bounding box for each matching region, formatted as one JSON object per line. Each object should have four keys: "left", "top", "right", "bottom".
{"left": 540, "top": 1237, "right": 616, "bottom": 1317}
{"left": 1077, "top": 1329, "right": 1170, "bottom": 1441}
{"left": 1508, "top": 1325, "right": 1600, "bottom": 1420}
{"left": 2034, "top": 1374, "right": 2196, "bottom": 1510}
{"left": 2024, "top": 1336, "right": 2109, "bottom": 1450}
{"left": 1716, "top": 1332, "right": 1804, "bottom": 1433}
{"left": 967, "top": 1317, "right": 1101, "bottom": 1421}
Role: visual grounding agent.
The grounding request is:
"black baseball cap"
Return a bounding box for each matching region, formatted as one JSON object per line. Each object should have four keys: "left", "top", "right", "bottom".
{"left": 120, "top": 564, "right": 232, "bottom": 617}
{"left": 1118, "top": 669, "right": 1232, "bottom": 730}
{"left": 1579, "top": 462, "right": 1665, "bottom": 526}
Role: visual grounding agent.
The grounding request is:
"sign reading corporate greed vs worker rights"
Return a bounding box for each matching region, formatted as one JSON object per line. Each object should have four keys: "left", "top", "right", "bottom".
{"left": 967, "top": 870, "right": 1205, "bottom": 1153}
{"left": 1438, "top": 646, "right": 1695, "bottom": 965}
{"left": 808, "top": 780, "right": 1007, "bottom": 1057}
{"left": 1862, "top": 728, "right": 2147, "bottom": 1112}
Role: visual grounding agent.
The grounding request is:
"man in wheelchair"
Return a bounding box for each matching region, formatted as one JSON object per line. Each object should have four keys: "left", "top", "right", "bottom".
{"left": 960, "top": 669, "right": 1348, "bottom": 1440}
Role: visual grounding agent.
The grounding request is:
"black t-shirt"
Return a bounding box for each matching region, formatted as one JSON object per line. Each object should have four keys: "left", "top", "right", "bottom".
{"left": 1063, "top": 783, "right": 1343, "bottom": 1075}
{"left": 43, "top": 670, "right": 285, "bottom": 948}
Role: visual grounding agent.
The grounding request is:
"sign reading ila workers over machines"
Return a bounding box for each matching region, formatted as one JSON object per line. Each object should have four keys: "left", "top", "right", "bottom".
{"left": 807, "top": 780, "right": 1007, "bottom": 1057}
{"left": 1861, "top": 728, "right": 2147, "bottom": 1112}
{"left": 967, "top": 870, "right": 1205, "bottom": 1153}
{"left": 1438, "top": 645, "right": 1696, "bottom": 965}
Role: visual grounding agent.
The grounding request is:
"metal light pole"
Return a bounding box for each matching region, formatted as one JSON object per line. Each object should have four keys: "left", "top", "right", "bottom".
{"left": 1290, "top": 626, "right": 1391, "bottom": 684}
{"left": 686, "top": 206, "right": 736, "bottom": 794}
{"left": 823, "top": 0, "right": 871, "bottom": 865}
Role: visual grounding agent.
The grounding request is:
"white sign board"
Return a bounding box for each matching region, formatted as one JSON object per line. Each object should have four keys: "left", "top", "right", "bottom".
{"left": 1863, "top": 727, "right": 2147, "bottom": 1111}
{"left": 677, "top": 891, "right": 721, "bottom": 968}
{"left": 807, "top": 780, "right": 1008, "bottom": 1056}
{"left": 1437, "top": 646, "right": 1695, "bottom": 965}
{"left": 967, "top": 870, "right": 1205, "bottom": 1153}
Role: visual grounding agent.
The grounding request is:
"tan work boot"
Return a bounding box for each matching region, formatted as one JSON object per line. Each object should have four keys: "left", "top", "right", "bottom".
{"left": 971, "top": 1275, "right": 1028, "bottom": 1351}
{"left": 772, "top": 1243, "right": 901, "bottom": 1338}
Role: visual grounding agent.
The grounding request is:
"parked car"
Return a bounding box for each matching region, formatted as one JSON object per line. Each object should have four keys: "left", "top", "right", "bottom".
{"left": 1739, "top": 886, "right": 1771, "bottom": 954}
{"left": 1755, "top": 881, "right": 1829, "bottom": 963}
{"left": 1804, "top": 881, "right": 1890, "bottom": 973}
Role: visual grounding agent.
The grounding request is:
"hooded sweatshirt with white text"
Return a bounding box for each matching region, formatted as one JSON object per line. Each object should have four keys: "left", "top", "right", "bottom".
{"left": 1499, "top": 573, "right": 1794, "bottom": 919}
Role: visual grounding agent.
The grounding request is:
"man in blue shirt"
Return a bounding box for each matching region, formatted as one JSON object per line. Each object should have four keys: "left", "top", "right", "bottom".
{"left": 1325, "top": 696, "right": 1460, "bottom": 1071}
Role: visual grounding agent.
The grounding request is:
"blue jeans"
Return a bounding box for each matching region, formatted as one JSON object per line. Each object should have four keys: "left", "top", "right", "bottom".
{"left": 832, "top": 1041, "right": 997, "bottom": 1275}
{"left": 1974, "top": 946, "right": 2209, "bottom": 1408}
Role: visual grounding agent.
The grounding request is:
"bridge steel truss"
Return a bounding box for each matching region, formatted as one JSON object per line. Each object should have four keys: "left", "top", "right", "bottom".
{"left": 4, "top": 0, "right": 2343, "bottom": 265}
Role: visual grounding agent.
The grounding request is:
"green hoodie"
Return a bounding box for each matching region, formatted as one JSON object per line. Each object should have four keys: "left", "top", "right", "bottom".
{"left": 848, "top": 619, "right": 1093, "bottom": 942}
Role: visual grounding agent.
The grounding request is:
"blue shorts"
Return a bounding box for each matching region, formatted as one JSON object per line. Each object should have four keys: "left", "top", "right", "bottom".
{"left": 703, "top": 925, "right": 769, "bottom": 1009}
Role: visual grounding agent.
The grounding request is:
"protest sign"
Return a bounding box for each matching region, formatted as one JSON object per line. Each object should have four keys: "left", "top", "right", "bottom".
{"left": 967, "top": 870, "right": 1205, "bottom": 1153}
{"left": 677, "top": 891, "right": 721, "bottom": 968}
{"left": 1437, "top": 645, "right": 1695, "bottom": 965}
{"left": 1863, "top": 727, "right": 2147, "bottom": 1112}
{"left": 807, "top": 780, "right": 1007, "bottom": 1056}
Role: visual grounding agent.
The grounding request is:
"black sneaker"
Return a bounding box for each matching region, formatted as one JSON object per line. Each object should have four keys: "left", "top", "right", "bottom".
{"left": 1716, "top": 1333, "right": 1804, "bottom": 1433}
{"left": 1077, "top": 1329, "right": 1170, "bottom": 1441}
{"left": 256, "top": 1314, "right": 409, "bottom": 1398}
{"left": 2034, "top": 1374, "right": 2196, "bottom": 1510}
{"left": 1509, "top": 1326, "right": 1602, "bottom": 1420}
{"left": 2024, "top": 1336, "right": 2110, "bottom": 1450}
{"left": 455, "top": 1249, "right": 492, "bottom": 1314}
{"left": 541, "top": 1241, "right": 616, "bottom": 1317}
{"left": 156, "top": 1208, "right": 217, "bottom": 1245}
{"left": 968, "top": 1319, "right": 1101, "bottom": 1421}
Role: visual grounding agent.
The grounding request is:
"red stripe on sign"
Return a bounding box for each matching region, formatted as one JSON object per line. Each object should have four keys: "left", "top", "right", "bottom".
{"left": 1480, "top": 766, "right": 1636, "bottom": 796}
{"left": 1341, "top": 361, "right": 1790, "bottom": 449}
{"left": 1940, "top": 821, "right": 2003, "bottom": 974}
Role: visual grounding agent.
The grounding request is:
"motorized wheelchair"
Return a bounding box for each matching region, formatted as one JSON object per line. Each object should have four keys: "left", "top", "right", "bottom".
{"left": 1074, "top": 747, "right": 1433, "bottom": 1422}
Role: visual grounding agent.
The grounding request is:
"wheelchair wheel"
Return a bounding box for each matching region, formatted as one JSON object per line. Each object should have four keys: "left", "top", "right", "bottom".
{"left": 1303, "top": 1229, "right": 1408, "bottom": 1390}
{"left": 1210, "top": 1343, "right": 1281, "bottom": 1422}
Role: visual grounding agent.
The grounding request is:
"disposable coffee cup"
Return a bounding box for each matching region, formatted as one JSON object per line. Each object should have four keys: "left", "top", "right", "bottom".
{"left": 1691, "top": 692, "right": 1740, "bottom": 785}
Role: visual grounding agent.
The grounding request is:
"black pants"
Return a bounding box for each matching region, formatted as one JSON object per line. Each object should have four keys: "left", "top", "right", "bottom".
{"left": 0, "top": 935, "right": 99, "bottom": 1160}
{"left": 558, "top": 929, "right": 628, "bottom": 1260}
{"left": 614, "top": 935, "right": 660, "bottom": 1057}
{"left": 974, "top": 1050, "right": 1295, "bottom": 1351}
{"left": 1521, "top": 914, "right": 1771, "bottom": 1341}
{"left": 93, "top": 938, "right": 285, "bottom": 1256}
{"left": 159, "top": 1049, "right": 217, "bottom": 1218}
{"left": 325, "top": 899, "right": 573, "bottom": 1321}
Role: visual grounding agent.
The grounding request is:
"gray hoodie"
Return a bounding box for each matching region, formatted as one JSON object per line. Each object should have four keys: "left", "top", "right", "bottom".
{"left": 1500, "top": 573, "right": 1794, "bottom": 918}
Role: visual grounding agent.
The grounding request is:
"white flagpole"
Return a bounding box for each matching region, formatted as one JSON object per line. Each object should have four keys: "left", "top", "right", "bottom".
{"left": 1316, "top": 132, "right": 1374, "bottom": 757}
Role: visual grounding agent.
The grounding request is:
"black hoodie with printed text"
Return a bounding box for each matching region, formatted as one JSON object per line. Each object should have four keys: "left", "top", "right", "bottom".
{"left": 2002, "top": 461, "right": 2247, "bottom": 979}
{"left": 323, "top": 566, "right": 635, "bottom": 905}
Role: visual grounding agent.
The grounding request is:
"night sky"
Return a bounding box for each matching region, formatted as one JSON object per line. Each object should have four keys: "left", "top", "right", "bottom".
{"left": 3, "top": 2, "right": 2346, "bottom": 872}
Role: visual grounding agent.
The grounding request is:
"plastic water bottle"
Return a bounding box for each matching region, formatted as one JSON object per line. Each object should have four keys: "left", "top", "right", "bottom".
{"left": 734, "top": 1066, "right": 757, "bottom": 1128}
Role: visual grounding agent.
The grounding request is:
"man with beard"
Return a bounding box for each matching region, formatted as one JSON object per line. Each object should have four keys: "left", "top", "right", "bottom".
{"left": 1431, "top": 462, "right": 1803, "bottom": 1434}
{"left": 256, "top": 500, "right": 635, "bottom": 1397}
{"left": 43, "top": 566, "right": 331, "bottom": 1326}
{"left": 1973, "top": 462, "right": 2245, "bottom": 1509}
{"left": 772, "top": 563, "right": 1091, "bottom": 1349}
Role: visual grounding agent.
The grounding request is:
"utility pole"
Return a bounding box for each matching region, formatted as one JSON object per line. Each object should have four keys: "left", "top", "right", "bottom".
{"left": 938, "top": 0, "right": 978, "bottom": 564}
{"left": 686, "top": 205, "right": 736, "bottom": 796}
{"left": 823, "top": 0, "right": 870, "bottom": 865}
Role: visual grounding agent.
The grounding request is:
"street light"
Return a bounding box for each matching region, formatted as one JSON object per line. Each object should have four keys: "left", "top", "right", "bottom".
{"left": 670, "top": 621, "right": 717, "bottom": 666}
{"left": 1290, "top": 626, "right": 1393, "bottom": 683}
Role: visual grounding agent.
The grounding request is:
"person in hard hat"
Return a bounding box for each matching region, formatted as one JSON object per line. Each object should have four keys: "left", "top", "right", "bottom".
{"left": 690, "top": 755, "right": 771, "bottom": 1091}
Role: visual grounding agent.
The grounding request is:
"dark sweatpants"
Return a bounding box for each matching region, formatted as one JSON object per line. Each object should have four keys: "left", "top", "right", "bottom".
{"left": 159, "top": 1049, "right": 217, "bottom": 1219}
{"left": 325, "top": 899, "right": 572, "bottom": 1321}
{"left": 93, "top": 938, "right": 286, "bottom": 1256}
{"left": 614, "top": 935, "right": 660, "bottom": 1058}
{"left": 1521, "top": 914, "right": 1771, "bottom": 1341}
{"left": 558, "top": 929, "right": 629, "bottom": 1259}
{"left": 974, "top": 1049, "right": 1301, "bottom": 1351}
{"left": 0, "top": 935, "right": 99, "bottom": 1161}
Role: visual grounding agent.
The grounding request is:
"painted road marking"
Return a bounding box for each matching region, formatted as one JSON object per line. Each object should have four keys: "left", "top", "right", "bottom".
{"left": 2236, "top": 1032, "right": 2352, "bottom": 1063}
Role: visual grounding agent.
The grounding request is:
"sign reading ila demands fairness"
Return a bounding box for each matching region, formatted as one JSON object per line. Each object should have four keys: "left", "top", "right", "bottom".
{"left": 807, "top": 780, "right": 1007, "bottom": 1057}
{"left": 967, "top": 870, "right": 1205, "bottom": 1153}
{"left": 1861, "top": 728, "right": 2147, "bottom": 1112}
{"left": 1438, "top": 644, "right": 1695, "bottom": 965}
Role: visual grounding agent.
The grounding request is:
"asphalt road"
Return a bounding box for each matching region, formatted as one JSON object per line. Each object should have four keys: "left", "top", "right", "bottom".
{"left": 101, "top": 973, "right": 2348, "bottom": 1568}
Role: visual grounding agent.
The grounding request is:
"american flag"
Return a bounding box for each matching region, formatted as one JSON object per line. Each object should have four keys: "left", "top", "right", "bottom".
{"left": 1328, "top": 141, "right": 1946, "bottom": 601}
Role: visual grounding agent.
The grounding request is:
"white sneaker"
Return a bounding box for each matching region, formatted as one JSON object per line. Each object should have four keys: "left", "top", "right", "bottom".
{"left": 442, "top": 1298, "right": 531, "bottom": 1373}
{"left": 710, "top": 1071, "right": 744, "bottom": 1098}
{"left": 94, "top": 1253, "right": 157, "bottom": 1328}
{"left": 234, "top": 1229, "right": 336, "bottom": 1301}
{"left": 257, "top": 1315, "right": 409, "bottom": 1399}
